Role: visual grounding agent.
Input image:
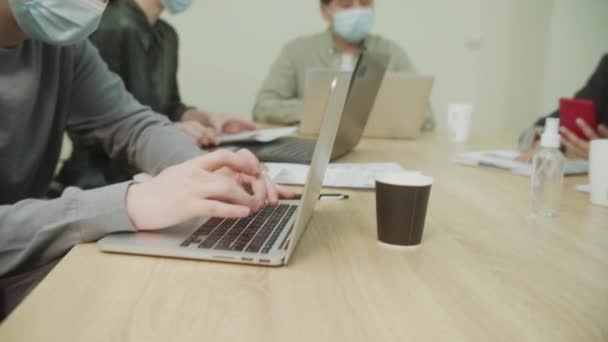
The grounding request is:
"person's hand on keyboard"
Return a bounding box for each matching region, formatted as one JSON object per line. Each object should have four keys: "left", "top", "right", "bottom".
{"left": 125, "top": 149, "right": 291, "bottom": 231}
{"left": 214, "top": 149, "right": 296, "bottom": 208}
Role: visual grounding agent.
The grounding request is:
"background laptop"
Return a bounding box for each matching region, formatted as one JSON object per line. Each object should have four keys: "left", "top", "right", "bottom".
{"left": 97, "top": 66, "right": 356, "bottom": 266}
{"left": 227, "top": 52, "right": 390, "bottom": 164}
{"left": 300, "top": 72, "right": 434, "bottom": 139}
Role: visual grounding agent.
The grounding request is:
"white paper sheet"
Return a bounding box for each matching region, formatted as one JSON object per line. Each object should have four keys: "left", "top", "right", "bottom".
{"left": 454, "top": 149, "right": 588, "bottom": 176}
{"left": 218, "top": 126, "right": 298, "bottom": 144}
{"left": 265, "top": 162, "right": 408, "bottom": 189}
{"left": 576, "top": 184, "right": 591, "bottom": 193}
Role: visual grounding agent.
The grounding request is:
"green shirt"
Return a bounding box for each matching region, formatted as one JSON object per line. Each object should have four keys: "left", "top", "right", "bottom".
{"left": 91, "top": 0, "right": 190, "bottom": 121}
{"left": 253, "top": 30, "right": 434, "bottom": 130}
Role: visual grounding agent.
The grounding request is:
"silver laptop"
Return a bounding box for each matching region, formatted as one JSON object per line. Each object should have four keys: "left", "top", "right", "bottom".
{"left": 301, "top": 72, "right": 434, "bottom": 139}
{"left": 226, "top": 52, "right": 390, "bottom": 164}
{"left": 97, "top": 61, "right": 367, "bottom": 266}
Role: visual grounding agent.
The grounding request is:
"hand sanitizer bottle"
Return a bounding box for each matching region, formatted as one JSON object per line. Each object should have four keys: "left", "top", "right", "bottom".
{"left": 530, "top": 118, "right": 565, "bottom": 218}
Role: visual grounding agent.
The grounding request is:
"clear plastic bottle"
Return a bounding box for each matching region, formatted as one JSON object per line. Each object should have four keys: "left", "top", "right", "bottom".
{"left": 530, "top": 118, "right": 566, "bottom": 218}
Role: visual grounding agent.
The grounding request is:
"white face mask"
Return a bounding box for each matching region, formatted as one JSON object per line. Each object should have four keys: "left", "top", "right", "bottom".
{"left": 9, "top": 0, "right": 107, "bottom": 46}
{"left": 332, "top": 7, "right": 374, "bottom": 43}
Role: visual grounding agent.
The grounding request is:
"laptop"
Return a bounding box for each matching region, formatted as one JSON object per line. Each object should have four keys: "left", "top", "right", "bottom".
{"left": 300, "top": 71, "right": 434, "bottom": 139}
{"left": 227, "top": 52, "right": 390, "bottom": 164}
{"left": 97, "top": 56, "right": 374, "bottom": 266}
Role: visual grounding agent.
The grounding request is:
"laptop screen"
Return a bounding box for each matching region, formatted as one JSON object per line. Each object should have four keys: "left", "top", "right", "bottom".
{"left": 285, "top": 51, "right": 390, "bottom": 263}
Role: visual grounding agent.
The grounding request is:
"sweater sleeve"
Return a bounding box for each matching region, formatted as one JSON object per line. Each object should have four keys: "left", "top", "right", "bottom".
{"left": 0, "top": 183, "right": 134, "bottom": 278}
{"left": 65, "top": 41, "right": 202, "bottom": 176}
{"left": 252, "top": 44, "right": 304, "bottom": 125}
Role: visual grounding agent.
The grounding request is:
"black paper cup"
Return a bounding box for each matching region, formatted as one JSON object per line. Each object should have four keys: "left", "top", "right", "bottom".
{"left": 375, "top": 172, "right": 433, "bottom": 249}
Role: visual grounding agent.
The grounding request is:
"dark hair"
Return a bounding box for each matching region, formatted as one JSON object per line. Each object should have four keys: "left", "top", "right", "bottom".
{"left": 321, "top": 0, "right": 332, "bottom": 5}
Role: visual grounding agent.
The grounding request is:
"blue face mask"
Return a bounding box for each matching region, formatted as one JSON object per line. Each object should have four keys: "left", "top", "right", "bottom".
{"left": 332, "top": 8, "right": 374, "bottom": 44}
{"left": 9, "top": 0, "right": 107, "bottom": 46}
{"left": 162, "top": 0, "right": 193, "bottom": 15}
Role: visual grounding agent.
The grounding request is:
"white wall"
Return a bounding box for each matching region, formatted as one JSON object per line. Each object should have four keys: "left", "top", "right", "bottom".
{"left": 164, "top": 1, "right": 324, "bottom": 118}
{"left": 164, "top": 0, "right": 607, "bottom": 137}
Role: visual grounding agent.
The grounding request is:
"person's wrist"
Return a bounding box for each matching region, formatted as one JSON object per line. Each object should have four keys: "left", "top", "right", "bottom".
{"left": 126, "top": 182, "right": 145, "bottom": 231}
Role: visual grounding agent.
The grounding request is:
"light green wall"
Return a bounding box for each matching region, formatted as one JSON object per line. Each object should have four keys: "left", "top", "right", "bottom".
{"left": 163, "top": 0, "right": 607, "bottom": 137}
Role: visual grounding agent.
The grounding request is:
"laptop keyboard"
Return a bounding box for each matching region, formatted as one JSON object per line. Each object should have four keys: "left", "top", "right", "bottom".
{"left": 234, "top": 138, "right": 316, "bottom": 164}
{"left": 180, "top": 204, "right": 298, "bottom": 254}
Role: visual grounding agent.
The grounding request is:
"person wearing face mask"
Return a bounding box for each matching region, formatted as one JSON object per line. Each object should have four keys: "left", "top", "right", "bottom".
{"left": 0, "top": 0, "right": 291, "bottom": 318}
{"left": 253, "top": 0, "right": 434, "bottom": 130}
{"left": 517, "top": 54, "right": 608, "bottom": 162}
{"left": 56, "top": 0, "right": 260, "bottom": 191}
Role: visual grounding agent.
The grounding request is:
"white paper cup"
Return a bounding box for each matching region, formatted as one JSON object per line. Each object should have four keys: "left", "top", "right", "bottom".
{"left": 590, "top": 139, "right": 608, "bottom": 207}
{"left": 448, "top": 104, "right": 473, "bottom": 143}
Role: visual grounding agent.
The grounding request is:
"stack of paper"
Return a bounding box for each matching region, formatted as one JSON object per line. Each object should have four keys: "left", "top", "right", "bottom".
{"left": 454, "top": 149, "right": 588, "bottom": 176}
{"left": 265, "top": 162, "right": 408, "bottom": 189}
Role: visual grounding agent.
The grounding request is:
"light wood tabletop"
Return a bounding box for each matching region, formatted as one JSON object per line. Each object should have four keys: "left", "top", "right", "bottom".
{"left": 1, "top": 135, "right": 607, "bottom": 342}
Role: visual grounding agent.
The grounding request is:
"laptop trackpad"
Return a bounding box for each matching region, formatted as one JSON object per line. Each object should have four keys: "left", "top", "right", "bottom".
{"left": 98, "top": 218, "right": 205, "bottom": 249}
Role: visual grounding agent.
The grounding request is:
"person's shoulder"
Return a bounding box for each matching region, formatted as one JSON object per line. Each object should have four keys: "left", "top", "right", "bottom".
{"left": 22, "top": 39, "right": 65, "bottom": 57}
{"left": 156, "top": 19, "right": 179, "bottom": 40}
{"left": 366, "top": 34, "right": 414, "bottom": 71}
{"left": 96, "top": 4, "right": 137, "bottom": 35}
{"left": 598, "top": 54, "right": 608, "bottom": 69}
{"left": 366, "top": 34, "right": 406, "bottom": 55}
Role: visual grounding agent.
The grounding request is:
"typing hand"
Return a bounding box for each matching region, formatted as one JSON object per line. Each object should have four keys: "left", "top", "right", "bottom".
{"left": 212, "top": 115, "right": 259, "bottom": 134}
{"left": 126, "top": 149, "right": 282, "bottom": 231}
{"left": 214, "top": 150, "right": 296, "bottom": 208}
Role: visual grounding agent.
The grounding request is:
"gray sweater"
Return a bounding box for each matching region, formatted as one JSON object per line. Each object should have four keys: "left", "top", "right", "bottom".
{"left": 0, "top": 40, "right": 201, "bottom": 312}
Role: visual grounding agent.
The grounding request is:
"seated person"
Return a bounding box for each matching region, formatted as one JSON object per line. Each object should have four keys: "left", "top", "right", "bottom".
{"left": 252, "top": 0, "right": 434, "bottom": 130}
{"left": 519, "top": 54, "right": 608, "bottom": 161}
{"left": 0, "top": 0, "right": 289, "bottom": 318}
{"left": 57, "top": 0, "right": 259, "bottom": 190}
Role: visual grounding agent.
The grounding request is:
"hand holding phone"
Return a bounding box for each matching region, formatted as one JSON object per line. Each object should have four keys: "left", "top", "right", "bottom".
{"left": 559, "top": 98, "right": 597, "bottom": 140}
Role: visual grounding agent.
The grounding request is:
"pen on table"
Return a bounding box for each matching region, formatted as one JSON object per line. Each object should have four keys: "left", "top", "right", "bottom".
{"left": 292, "top": 193, "right": 350, "bottom": 200}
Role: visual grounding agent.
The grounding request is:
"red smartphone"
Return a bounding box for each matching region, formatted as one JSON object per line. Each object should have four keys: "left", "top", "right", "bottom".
{"left": 559, "top": 98, "right": 597, "bottom": 140}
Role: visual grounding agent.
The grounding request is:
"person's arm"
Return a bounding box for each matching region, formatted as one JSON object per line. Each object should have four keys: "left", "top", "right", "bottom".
{"left": 520, "top": 54, "right": 608, "bottom": 151}
{"left": 1, "top": 42, "right": 202, "bottom": 278}
{"left": 0, "top": 184, "right": 134, "bottom": 278}
{"left": 572, "top": 54, "right": 608, "bottom": 120}
{"left": 66, "top": 41, "right": 202, "bottom": 175}
{"left": 166, "top": 74, "right": 193, "bottom": 123}
{"left": 252, "top": 45, "right": 303, "bottom": 125}
{"left": 387, "top": 42, "right": 415, "bottom": 73}
{"left": 535, "top": 55, "right": 607, "bottom": 128}
{"left": 163, "top": 29, "right": 194, "bottom": 123}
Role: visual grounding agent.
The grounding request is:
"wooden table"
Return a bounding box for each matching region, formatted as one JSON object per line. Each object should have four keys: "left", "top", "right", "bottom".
{"left": 1, "top": 136, "right": 607, "bottom": 342}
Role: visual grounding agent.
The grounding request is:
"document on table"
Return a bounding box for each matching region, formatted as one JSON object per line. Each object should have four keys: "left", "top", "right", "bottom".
{"left": 454, "top": 149, "right": 588, "bottom": 176}
{"left": 576, "top": 184, "right": 590, "bottom": 193}
{"left": 265, "top": 162, "right": 408, "bottom": 189}
{"left": 218, "top": 126, "right": 298, "bottom": 144}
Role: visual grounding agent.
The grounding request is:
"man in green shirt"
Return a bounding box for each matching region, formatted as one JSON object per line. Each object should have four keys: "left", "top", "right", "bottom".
{"left": 58, "top": 0, "right": 260, "bottom": 190}
{"left": 253, "top": 0, "right": 434, "bottom": 130}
